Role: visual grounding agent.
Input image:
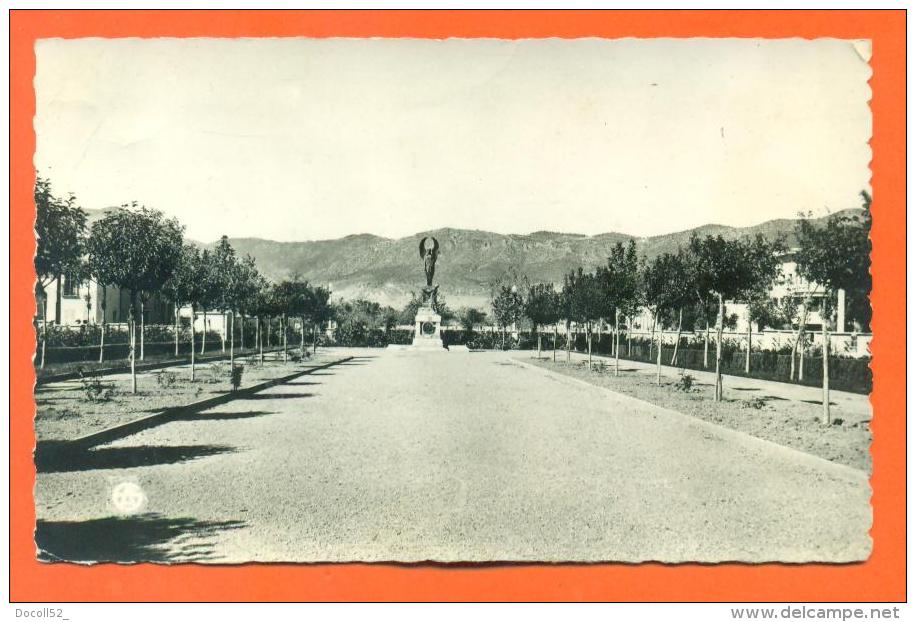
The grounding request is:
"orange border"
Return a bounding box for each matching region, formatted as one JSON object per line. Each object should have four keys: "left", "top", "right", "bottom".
{"left": 10, "top": 10, "right": 906, "bottom": 602}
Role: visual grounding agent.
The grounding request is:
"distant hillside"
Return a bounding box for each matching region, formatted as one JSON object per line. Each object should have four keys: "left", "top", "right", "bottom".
{"left": 83, "top": 207, "right": 860, "bottom": 309}
{"left": 213, "top": 210, "right": 860, "bottom": 309}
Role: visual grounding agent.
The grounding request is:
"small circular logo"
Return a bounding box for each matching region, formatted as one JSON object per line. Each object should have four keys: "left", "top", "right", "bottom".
{"left": 111, "top": 482, "right": 147, "bottom": 515}
{"left": 422, "top": 321, "right": 436, "bottom": 336}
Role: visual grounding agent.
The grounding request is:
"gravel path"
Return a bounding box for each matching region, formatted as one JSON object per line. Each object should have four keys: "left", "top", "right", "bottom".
{"left": 34, "top": 349, "right": 871, "bottom": 564}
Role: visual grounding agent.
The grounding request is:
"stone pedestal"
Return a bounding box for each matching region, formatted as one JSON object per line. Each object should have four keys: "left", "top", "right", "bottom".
{"left": 412, "top": 305, "right": 444, "bottom": 349}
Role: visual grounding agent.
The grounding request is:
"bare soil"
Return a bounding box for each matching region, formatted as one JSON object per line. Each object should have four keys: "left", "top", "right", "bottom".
{"left": 34, "top": 351, "right": 333, "bottom": 442}
{"left": 527, "top": 357, "right": 871, "bottom": 472}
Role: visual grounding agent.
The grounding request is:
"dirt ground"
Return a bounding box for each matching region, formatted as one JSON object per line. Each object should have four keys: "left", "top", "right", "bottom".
{"left": 35, "top": 349, "right": 870, "bottom": 563}
{"left": 525, "top": 357, "right": 871, "bottom": 472}
{"left": 34, "top": 351, "right": 335, "bottom": 442}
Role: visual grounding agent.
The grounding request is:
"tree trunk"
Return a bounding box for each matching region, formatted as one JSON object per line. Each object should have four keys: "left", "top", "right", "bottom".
{"left": 552, "top": 323, "right": 557, "bottom": 363}
{"left": 627, "top": 316, "right": 632, "bottom": 356}
{"left": 565, "top": 321, "right": 571, "bottom": 363}
{"left": 266, "top": 314, "right": 271, "bottom": 349}
{"left": 793, "top": 302, "right": 809, "bottom": 381}
{"left": 54, "top": 274, "right": 62, "bottom": 324}
{"left": 40, "top": 294, "right": 47, "bottom": 369}
{"left": 745, "top": 315, "right": 752, "bottom": 374}
{"left": 300, "top": 316, "right": 306, "bottom": 358}
{"left": 821, "top": 299, "right": 831, "bottom": 425}
{"left": 221, "top": 312, "right": 226, "bottom": 353}
{"left": 671, "top": 307, "right": 683, "bottom": 366}
{"left": 649, "top": 314, "right": 657, "bottom": 361}
{"left": 282, "top": 314, "right": 288, "bottom": 362}
{"left": 799, "top": 332, "right": 806, "bottom": 381}
{"left": 98, "top": 316, "right": 106, "bottom": 363}
{"left": 257, "top": 315, "right": 263, "bottom": 364}
{"left": 587, "top": 322, "right": 593, "bottom": 370}
{"left": 704, "top": 318, "right": 710, "bottom": 369}
{"left": 537, "top": 326, "right": 542, "bottom": 359}
{"left": 240, "top": 314, "right": 245, "bottom": 351}
{"left": 313, "top": 322, "right": 319, "bottom": 355}
{"left": 229, "top": 311, "right": 235, "bottom": 368}
{"left": 129, "top": 293, "right": 137, "bottom": 394}
{"left": 190, "top": 306, "right": 196, "bottom": 381}
{"left": 201, "top": 310, "right": 207, "bottom": 354}
{"left": 174, "top": 303, "right": 180, "bottom": 356}
{"left": 614, "top": 309, "right": 620, "bottom": 376}
{"left": 655, "top": 310, "right": 662, "bottom": 385}
{"left": 139, "top": 299, "right": 145, "bottom": 361}
{"left": 714, "top": 294, "right": 724, "bottom": 402}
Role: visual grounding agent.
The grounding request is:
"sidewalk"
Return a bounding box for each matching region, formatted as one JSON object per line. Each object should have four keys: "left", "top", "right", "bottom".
{"left": 536, "top": 349, "right": 871, "bottom": 420}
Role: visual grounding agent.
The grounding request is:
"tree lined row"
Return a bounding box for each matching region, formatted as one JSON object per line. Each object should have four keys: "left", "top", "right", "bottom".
{"left": 504, "top": 194, "right": 871, "bottom": 423}
{"left": 35, "top": 178, "right": 333, "bottom": 392}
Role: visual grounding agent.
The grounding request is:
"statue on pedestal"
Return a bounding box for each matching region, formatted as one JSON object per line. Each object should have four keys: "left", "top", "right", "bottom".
{"left": 419, "top": 236, "right": 439, "bottom": 287}
{"left": 412, "top": 236, "right": 444, "bottom": 349}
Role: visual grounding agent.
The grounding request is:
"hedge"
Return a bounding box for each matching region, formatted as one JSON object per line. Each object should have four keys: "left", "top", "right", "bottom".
{"left": 567, "top": 334, "right": 871, "bottom": 395}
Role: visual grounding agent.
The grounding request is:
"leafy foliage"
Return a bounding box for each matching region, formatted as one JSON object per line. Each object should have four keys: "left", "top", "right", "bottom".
{"left": 523, "top": 283, "right": 561, "bottom": 331}
{"left": 490, "top": 284, "right": 524, "bottom": 330}
{"left": 34, "top": 177, "right": 87, "bottom": 289}
{"left": 86, "top": 205, "right": 184, "bottom": 301}
{"left": 795, "top": 192, "right": 872, "bottom": 330}
{"left": 457, "top": 307, "right": 488, "bottom": 333}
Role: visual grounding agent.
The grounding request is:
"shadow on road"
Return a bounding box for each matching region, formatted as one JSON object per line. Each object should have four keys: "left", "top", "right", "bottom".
{"left": 35, "top": 442, "right": 238, "bottom": 473}
{"left": 177, "top": 410, "right": 275, "bottom": 421}
{"left": 241, "top": 392, "right": 315, "bottom": 401}
{"left": 35, "top": 513, "right": 245, "bottom": 563}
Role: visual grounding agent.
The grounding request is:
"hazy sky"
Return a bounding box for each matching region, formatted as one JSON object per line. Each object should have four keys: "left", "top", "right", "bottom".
{"left": 35, "top": 37, "right": 871, "bottom": 242}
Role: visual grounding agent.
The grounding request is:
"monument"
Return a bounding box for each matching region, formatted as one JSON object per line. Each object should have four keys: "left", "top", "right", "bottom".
{"left": 412, "top": 236, "right": 445, "bottom": 349}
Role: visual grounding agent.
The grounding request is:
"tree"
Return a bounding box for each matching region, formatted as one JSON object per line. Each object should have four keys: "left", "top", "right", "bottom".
{"left": 162, "top": 245, "right": 210, "bottom": 380}
{"left": 310, "top": 286, "right": 332, "bottom": 354}
{"left": 598, "top": 240, "right": 641, "bottom": 375}
{"left": 210, "top": 236, "right": 242, "bottom": 364}
{"left": 491, "top": 284, "right": 524, "bottom": 349}
{"left": 524, "top": 283, "right": 561, "bottom": 360}
{"left": 561, "top": 267, "right": 603, "bottom": 369}
{"left": 248, "top": 275, "right": 273, "bottom": 364}
{"left": 642, "top": 252, "right": 690, "bottom": 385}
{"left": 163, "top": 244, "right": 200, "bottom": 357}
{"left": 733, "top": 235, "right": 786, "bottom": 374}
{"left": 685, "top": 233, "right": 785, "bottom": 401}
{"left": 270, "top": 280, "right": 297, "bottom": 362}
{"left": 233, "top": 254, "right": 262, "bottom": 353}
{"left": 83, "top": 240, "right": 112, "bottom": 363}
{"left": 87, "top": 206, "right": 184, "bottom": 392}
{"left": 458, "top": 307, "right": 488, "bottom": 337}
{"left": 795, "top": 192, "right": 872, "bottom": 424}
{"left": 196, "top": 249, "right": 221, "bottom": 356}
{"left": 34, "top": 177, "right": 86, "bottom": 368}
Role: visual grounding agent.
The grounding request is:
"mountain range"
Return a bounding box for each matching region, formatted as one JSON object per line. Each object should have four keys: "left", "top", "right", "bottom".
{"left": 205, "top": 210, "right": 858, "bottom": 310}
{"left": 84, "top": 208, "right": 857, "bottom": 309}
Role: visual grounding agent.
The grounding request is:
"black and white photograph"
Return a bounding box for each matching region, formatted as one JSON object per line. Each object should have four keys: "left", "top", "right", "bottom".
{"left": 32, "top": 37, "right": 872, "bottom": 564}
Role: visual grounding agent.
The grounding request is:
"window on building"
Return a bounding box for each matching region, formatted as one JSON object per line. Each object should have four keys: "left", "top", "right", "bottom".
{"left": 62, "top": 274, "right": 81, "bottom": 298}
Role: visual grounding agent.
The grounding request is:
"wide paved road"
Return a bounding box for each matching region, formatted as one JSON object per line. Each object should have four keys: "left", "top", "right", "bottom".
{"left": 35, "top": 349, "right": 871, "bottom": 563}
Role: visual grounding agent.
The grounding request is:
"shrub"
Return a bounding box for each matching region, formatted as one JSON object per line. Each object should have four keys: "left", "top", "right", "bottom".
{"left": 156, "top": 370, "right": 178, "bottom": 389}
{"left": 77, "top": 369, "right": 115, "bottom": 402}
{"left": 674, "top": 373, "right": 696, "bottom": 392}
{"left": 231, "top": 364, "right": 244, "bottom": 392}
